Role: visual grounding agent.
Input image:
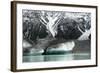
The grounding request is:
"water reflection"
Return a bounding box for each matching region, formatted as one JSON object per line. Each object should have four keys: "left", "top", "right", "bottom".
{"left": 23, "top": 52, "right": 90, "bottom": 62}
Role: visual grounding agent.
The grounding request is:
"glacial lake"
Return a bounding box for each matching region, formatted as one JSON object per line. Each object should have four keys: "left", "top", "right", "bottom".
{"left": 23, "top": 52, "right": 90, "bottom": 62}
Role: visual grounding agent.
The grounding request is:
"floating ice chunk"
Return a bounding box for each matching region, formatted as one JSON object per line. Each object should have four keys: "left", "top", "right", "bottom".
{"left": 46, "top": 41, "right": 75, "bottom": 53}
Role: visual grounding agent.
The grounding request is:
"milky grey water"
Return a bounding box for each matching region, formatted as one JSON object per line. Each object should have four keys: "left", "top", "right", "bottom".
{"left": 23, "top": 52, "right": 90, "bottom": 62}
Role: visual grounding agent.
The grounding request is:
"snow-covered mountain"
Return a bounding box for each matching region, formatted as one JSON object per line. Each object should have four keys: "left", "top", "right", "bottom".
{"left": 22, "top": 10, "right": 91, "bottom": 54}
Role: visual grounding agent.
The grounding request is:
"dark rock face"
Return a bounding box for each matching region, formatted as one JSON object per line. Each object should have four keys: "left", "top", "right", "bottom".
{"left": 56, "top": 18, "right": 83, "bottom": 40}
